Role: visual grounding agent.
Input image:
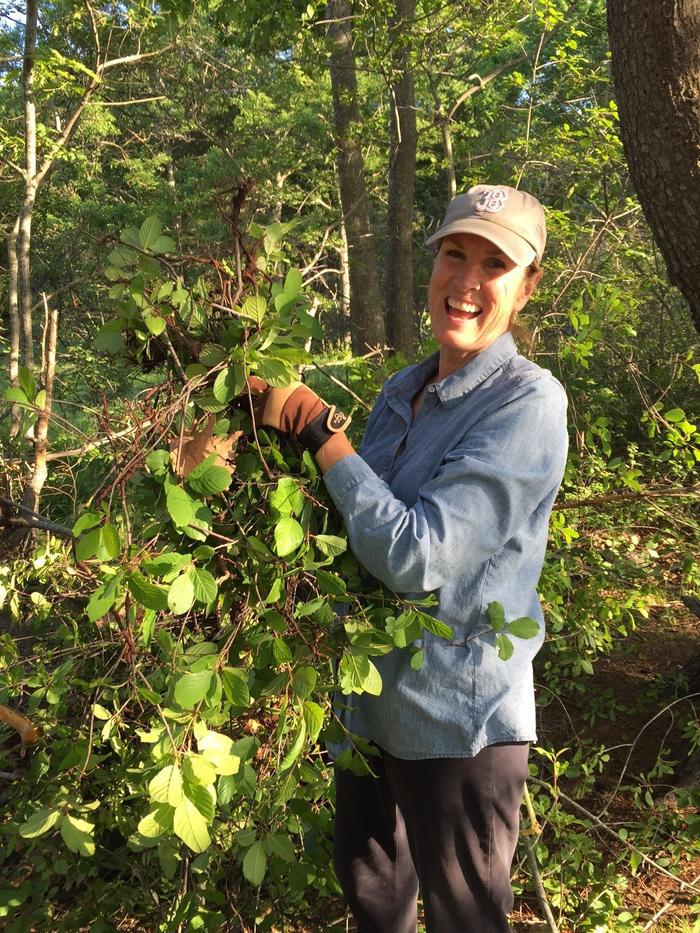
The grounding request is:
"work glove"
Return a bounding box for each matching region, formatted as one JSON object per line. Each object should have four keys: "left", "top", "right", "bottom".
{"left": 246, "top": 377, "right": 351, "bottom": 454}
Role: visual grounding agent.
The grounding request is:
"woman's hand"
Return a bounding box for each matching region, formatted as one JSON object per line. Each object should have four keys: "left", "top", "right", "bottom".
{"left": 246, "top": 377, "right": 354, "bottom": 464}
{"left": 246, "top": 377, "right": 326, "bottom": 436}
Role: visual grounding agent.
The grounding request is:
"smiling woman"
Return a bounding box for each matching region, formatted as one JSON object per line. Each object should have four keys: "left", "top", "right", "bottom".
{"left": 249, "top": 184, "right": 568, "bottom": 932}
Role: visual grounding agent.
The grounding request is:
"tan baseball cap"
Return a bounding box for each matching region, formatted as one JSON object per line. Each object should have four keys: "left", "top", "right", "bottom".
{"left": 426, "top": 184, "right": 547, "bottom": 266}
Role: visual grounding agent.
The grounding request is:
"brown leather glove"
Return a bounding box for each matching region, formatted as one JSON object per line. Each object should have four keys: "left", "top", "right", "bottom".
{"left": 246, "top": 377, "right": 351, "bottom": 453}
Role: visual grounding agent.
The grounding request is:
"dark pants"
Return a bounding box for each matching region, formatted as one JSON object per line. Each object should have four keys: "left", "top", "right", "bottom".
{"left": 333, "top": 743, "right": 529, "bottom": 933}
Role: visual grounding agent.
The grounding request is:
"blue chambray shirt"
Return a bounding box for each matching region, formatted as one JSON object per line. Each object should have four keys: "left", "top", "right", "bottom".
{"left": 322, "top": 332, "right": 568, "bottom": 759}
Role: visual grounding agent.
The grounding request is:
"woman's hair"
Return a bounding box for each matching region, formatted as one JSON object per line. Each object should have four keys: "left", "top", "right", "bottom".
{"left": 510, "top": 259, "right": 542, "bottom": 342}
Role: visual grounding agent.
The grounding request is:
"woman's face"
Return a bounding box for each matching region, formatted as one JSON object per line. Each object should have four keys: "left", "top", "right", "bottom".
{"left": 428, "top": 232, "right": 540, "bottom": 372}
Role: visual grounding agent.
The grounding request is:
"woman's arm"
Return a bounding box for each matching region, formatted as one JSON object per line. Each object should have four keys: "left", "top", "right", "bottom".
{"left": 321, "top": 377, "right": 568, "bottom": 593}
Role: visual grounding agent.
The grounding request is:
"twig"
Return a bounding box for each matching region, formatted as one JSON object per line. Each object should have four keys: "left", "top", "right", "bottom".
{"left": 531, "top": 777, "right": 700, "bottom": 896}
{"left": 555, "top": 484, "right": 698, "bottom": 510}
{"left": 309, "top": 362, "right": 372, "bottom": 410}
{"left": 522, "top": 784, "right": 559, "bottom": 932}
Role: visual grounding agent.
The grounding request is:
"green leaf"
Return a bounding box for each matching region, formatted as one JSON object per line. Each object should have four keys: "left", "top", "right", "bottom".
{"left": 146, "top": 449, "right": 170, "bottom": 477}
{"left": 174, "top": 670, "right": 212, "bottom": 709}
{"left": 4, "top": 386, "right": 29, "bottom": 404}
{"left": 94, "top": 320, "right": 125, "bottom": 354}
{"left": 256, "top": 358, "right": 296, "bottom": 387}
{"left": 191, "top": 568, "right": 217, "bottom": 605}
{"left": 265, "top": 832, "right": 295, "bottom": 863}
{"left": 183, "top": 753, "right": 217, "bottom": 787}
{"left": 18, "top": 366, "right": 36, "bottom": 401}
{"left": 60, "top": 814, "right": 95, "bottom": 857}
{"left": 315, "top": 570, "right": 346, "bottom": 597}
{"left": 173, "top": 797, "right": 211, "bottom": 853}
{"left": 217, "top": 774, "right": 237, "bottom": 806}
{"left": 138, "top": 805, "right": 173, "bottom": 839}
{"left": 185, "top": 783, "right": 216, "bottom": 823}
{"left": 152, "top": 235, "right": 176, "bottom": 255}
{"left": 149, "top": 764, "right": 184, "bottom": 806}
{"left": 75, "top": 527, "right": 101, "bottom": 562}
{"left": 165, "top": 478, "right": 196, "bottom": 528}
{"left": 168, "top": 572, "right": 195, "bottom": 615}
{"left": 120, "top": 225, "right": 141, "bottom": 248}
{"left": 506, "top": 616, "right": 540, "bottom": 639}
{"left": 221, "top": 668, "right": 250, "bottom": 708}
{"left": 314, "top": 534, "right": 347, "bottom": 558}
{"left": 302, "top": 700, "right": 324, "bottom": 742}
{"left": 495, "top": 633, "right": 514, "bottom": 661}
{"left": 665, "top": 407, "right": 685, "bottom": 423}
{"left": 273, "top": 517, "right": 304, "bottom": 557}
{"left": 242, "top": 840, "right": 267, "bottom": 886}
{"left": 363, "top": 659, "right": 383, "bottom": 696}
{"left": 100, "top": 523, "right": 120, "bottom": 560}
{"left": 487, "top": 601, "right": 506, "bottom": 633}
{"left": 129, "top": 571, "right": 168, "bottom": 611}
{"left": 292, "top": 666, "right": 317, "bottom": 699}
{"left": 410, "top": 648, "right": 425, "bottom": 671}
{"left": 213, "top": 365, "right": 245, "bottom": 404}
{"left": 19, "top": 808, "right": 61, "bottom": 839}
{"left": 143, "top": 312, "right": 166, "bottom": 336}
{"left": 418, "top": 613, "right": 453, "bottom": 640}
{"left": 284, "top": 267, "right": 302, "bottom": 298}
{"left": 86, "top": 574, "right": 121, "bottom": 622}
{"left": 239, "top": 295, "right": 267, "bottom": 324}
{"left": 139, "top": 216, "right": 162, "bottom": 251}
{"left": 269, "top": 477, "right": 304, "bottom": 517}
{"left": 187, "top": 461, "right": 232, "bottom": 496}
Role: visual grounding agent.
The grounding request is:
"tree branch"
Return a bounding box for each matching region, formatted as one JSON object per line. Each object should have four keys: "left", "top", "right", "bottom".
{"left": 555, "top": 484, "right": 699, "bottom": 511}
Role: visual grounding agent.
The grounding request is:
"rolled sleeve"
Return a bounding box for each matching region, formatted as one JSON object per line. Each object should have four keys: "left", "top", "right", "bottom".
{"left": 322, "top": 378, "right": 568, "bottom": 593}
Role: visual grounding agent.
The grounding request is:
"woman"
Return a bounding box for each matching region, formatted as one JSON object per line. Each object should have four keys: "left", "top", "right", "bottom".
{"left": 250, "top": 184, "right": 568, "bottom": 932}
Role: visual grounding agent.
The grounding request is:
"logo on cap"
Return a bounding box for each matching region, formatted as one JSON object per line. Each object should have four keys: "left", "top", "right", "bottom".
{"left": 475, "top": 188, "right": 507, "bottom": 213}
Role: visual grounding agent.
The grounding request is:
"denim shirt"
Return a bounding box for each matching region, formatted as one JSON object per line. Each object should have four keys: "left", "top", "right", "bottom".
{"left": 322, "top": 332, "right": 568, "bottom": 759}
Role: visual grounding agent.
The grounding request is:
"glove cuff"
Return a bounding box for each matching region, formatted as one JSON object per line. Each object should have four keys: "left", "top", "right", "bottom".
{"left": 297, "top": 406, "right": 352, "bottom": 454}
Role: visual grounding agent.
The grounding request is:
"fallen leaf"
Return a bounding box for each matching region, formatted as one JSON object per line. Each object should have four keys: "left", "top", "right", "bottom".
{"left": 0, "top": 704, "right": 42, "bottom": 743}
{"left": 170, "top": 415, "right": 242, "bottom": 479}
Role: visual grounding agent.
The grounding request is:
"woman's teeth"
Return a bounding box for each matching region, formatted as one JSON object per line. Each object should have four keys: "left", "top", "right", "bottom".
{"left": 446, "top": 299, "right": 481, "bottom": 319}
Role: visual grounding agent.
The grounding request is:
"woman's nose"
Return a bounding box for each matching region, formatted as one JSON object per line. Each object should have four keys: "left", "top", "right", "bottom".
{"left": 453, "top": 260, "right": 481, "bottom": 291}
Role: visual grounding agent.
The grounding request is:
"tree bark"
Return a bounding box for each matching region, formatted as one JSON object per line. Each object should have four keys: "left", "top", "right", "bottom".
{"left": 7, "top": 216, "right": 21, "bottom": 437}
{"left": 19, "top": 0, "right": 39, "bottom": 372}
{"left": 327, "top": 0, "right": 386, "bottom": 353}
{"left": 385, "top": 0, "right": 417, "bottom": 358}
{"left": 607, "top": 0, "right": 700, "bottom": 332}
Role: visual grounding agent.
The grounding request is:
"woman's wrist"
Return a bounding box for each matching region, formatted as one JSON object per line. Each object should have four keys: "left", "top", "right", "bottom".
{"left": 315, "top": 431, "right": 355, "bottom": 474}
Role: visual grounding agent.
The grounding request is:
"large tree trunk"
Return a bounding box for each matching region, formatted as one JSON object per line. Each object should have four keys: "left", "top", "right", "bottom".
{"left": 607, "top": 0, "right": 700, "bottom": 332}
{"left": 327, "top": 0, "right": 386, "bottom": 353}
{"left": 385, "top": 0, "right": 417, "bottom": 358}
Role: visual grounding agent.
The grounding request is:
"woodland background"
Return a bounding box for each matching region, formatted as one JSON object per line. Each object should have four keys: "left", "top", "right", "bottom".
{"left": 0, "top": 0, "right": 699, "bottom": 930}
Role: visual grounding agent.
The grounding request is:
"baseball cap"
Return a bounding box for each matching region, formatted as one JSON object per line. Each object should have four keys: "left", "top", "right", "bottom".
{"left": 426, "top": 184, "right": 547, "bottom": 266}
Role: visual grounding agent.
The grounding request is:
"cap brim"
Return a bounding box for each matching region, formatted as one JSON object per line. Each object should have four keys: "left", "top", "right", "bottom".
{"left": 425, "top": 217, "right": 537, "bottom": 266}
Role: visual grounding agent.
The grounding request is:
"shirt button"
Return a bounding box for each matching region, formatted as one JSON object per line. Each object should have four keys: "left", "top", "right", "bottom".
{"left": 427, "top": 385, "right": 436, "bottom": 393}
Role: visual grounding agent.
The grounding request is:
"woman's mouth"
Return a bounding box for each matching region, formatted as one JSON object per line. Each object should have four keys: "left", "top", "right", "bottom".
{"left": 445, "top": 299, "right": 482, "bottom": 320}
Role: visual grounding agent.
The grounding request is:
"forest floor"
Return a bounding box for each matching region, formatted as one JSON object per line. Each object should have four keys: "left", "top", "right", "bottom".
{"left": 512, "top": 596, "right": 699, "bottom": 932}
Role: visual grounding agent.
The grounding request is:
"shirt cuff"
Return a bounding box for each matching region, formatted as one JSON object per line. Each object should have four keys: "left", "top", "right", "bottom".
{"left": 322, "top": 453, "right": 378, "bottom": 507}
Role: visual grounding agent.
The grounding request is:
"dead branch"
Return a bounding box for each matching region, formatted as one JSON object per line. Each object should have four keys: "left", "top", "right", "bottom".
{"left": 555, "top": 483, "right": 699, "bottom": 511}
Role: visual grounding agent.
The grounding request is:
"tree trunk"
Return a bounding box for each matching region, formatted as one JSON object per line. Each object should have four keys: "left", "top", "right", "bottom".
{"left": 7, "top": 216, "right": 22, "bottom": 437}
{"left": 385, "top": 0, "right": 417, "bottom": 357}
{"left": 607, "top": 0, "right": 700, "bottom": 332}
{"left": 19, "top": 0, "right": 39, "bottom": 372}
{"left": 327, "top": 0, "right": 386, "bottom": 353}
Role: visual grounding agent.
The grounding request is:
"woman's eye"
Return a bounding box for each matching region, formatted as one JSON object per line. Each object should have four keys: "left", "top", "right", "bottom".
{"left": 486, "top": 258, "right": 506, "bottom": 269}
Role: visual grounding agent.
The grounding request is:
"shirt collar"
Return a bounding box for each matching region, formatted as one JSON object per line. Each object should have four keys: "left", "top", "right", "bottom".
{"left": 387, "top": 332, "right": 518, "bottom": 406}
